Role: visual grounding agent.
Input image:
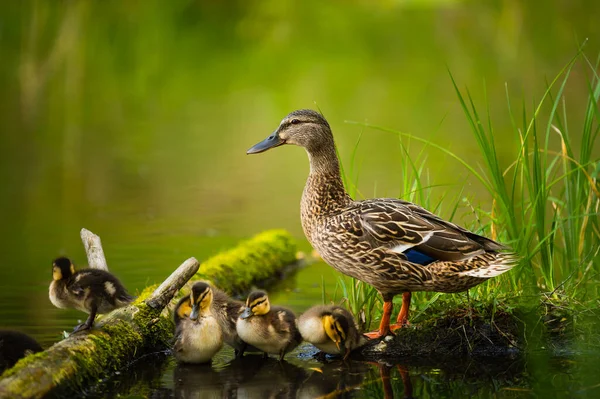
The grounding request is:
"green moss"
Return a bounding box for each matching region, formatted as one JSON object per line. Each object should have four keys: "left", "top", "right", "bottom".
{"left": 195, "top": 229, "right": 297, "bottom": 294}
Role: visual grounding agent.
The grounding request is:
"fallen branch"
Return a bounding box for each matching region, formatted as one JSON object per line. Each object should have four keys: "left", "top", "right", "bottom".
{"left": 80, "top": 228, "right": 108, "bottom": 271}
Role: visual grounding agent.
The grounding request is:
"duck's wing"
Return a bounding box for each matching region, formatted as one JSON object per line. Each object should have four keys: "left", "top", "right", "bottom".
{"left": 348, "top": 198, "right": 506, "bottom": 262}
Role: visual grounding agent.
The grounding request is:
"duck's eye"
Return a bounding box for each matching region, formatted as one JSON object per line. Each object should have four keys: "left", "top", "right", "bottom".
{"left": 290, "top": 119, "right": 300, "bottom": 125}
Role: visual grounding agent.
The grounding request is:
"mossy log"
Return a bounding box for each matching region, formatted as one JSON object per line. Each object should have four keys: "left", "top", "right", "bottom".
{"left": 0, "top": 229, "right": 299, "bottom": 399}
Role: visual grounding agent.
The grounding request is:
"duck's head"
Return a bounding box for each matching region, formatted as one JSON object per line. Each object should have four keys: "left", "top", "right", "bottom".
{"left": 246, "top": 109, "right": 332, "bottom": 154}
{"left": 52, "top": 257, "right": 75, "bottom": 281}
{"left": 189, "top": 282, "right": 213, "bottom": 321}
{"left": 240, "top": 290, "right": 270, "bottom": 319}
{"left": 322, "top": 312, "right": 349, "bottom": 352}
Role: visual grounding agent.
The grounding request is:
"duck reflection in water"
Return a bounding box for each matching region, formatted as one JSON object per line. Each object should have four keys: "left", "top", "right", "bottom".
{"left": 382, "top": 363, "right": 413, "bottom": 399}
{"left": 173, "top": 355, "right": 308, "bottom": 399}
{"left": 297, "top": 359, "right": 370, "bottom": 398}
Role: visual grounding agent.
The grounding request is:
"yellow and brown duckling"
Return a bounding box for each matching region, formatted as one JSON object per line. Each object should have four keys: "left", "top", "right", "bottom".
{"left": 0, "top": 330, "right": 43, "bottom": 373}
{"left": 49, "top": 257, "right": 133, "bottom": 333}
{"left": 173, "top": 282, "right": 223, "bottom": 364}
{"left": 235, "top": 290, "right": 302, "bottom": 361}
{"left": 298, "top": 305, "right": 367, "bottom": 359}
{"left": 206, "top": 284, "right": 251, "bottom": 357}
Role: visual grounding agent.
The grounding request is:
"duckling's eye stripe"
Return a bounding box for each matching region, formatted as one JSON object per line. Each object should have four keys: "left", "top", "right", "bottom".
{"left": 198, "top": 291, "right": 209, "bottom": 303}
{"left": 334, "top": 323, "right": 345, "bottom": 340}
{"left": 251, "top": 299, "right": 266, "bottom": 309}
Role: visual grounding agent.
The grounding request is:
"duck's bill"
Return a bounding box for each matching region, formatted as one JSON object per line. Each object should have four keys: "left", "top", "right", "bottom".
{"left": 189, "top": 304, "right": 199, "bottom": 321}
{"left": 239, "top": 307, "right": 253, "bottom": 319}
{"left": 246, "top": 132, "right": 285, "bottom": 154}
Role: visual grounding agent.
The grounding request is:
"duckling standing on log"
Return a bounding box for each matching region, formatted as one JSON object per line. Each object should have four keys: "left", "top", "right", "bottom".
{"left": 247, "top": 109, "right": 518, "bottom": 338}
{"left": 298, "top": 305, "right": 366, "bottom": 359}
{"left": 49, "top": 257, "right": 133, "bottom": 332}
{"left": 0, "top": 330, "right": 43, "bottom": 372}
{"left": 236, "top": 290, "right": 302, "bottom": 361}
{"left": 173, "top": 282, "right": 223, "bottom": 363}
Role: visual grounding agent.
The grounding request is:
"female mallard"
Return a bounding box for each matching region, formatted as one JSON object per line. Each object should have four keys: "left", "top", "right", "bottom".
{"left": 173, "top": 282, "right": 223, "bottom": 363}
{"left": 49, "top": 257, "right": 133, "bottom": 332}
{"left": 247, "top": 109, "right": 518, "bottom": 338}
{"left": 298, "top": 305, "right": 366, "bottom": 359}
{"left": 236, "top": 290, "right": 302, "bottom": 361}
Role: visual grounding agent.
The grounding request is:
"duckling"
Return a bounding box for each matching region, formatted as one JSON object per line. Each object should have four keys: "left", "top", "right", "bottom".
{"left": 49, "top": 257, "right": 133, "bottom": 332}
{"left": 236, "top": 290, "right": 302, "bottom": 361}
{"left": 206, "top": 284, "right": 250, "bottom": 357}
{"left": 173, "top": 282, "right": 223, "bottom": 363}
{"left": 298, "top": 305, "right": 367, "bottom": 359}
{"left": 0, "top": 330, "right": 43, "bottom": 373}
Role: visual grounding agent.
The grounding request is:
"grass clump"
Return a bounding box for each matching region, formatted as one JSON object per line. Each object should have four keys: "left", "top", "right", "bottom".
{"left": 330, "top": 50, "right": 599, "bottom": 332}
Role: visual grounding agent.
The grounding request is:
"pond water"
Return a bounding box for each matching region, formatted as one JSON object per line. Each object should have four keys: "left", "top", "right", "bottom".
{"left": 1, "top": 0, "right": 599, "bottom": 397}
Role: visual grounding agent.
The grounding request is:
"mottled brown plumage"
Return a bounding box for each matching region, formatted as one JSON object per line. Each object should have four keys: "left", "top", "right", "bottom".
{"left": 247, "top": 109, "right": 518, "bottom": 337}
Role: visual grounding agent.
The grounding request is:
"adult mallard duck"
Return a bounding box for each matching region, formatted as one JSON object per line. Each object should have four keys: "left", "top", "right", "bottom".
{"left": 49, "top": 257, "right": 133, "bottom": 332}
{"left": 173, "top": 282, "right": 223, "bottom": 363}
{"left": 298, "top": 305, "right": 367, "bottom": 359}
{"left": 247, "top": 109, "right": 518, "bottom": 338}
{"left": 236, "top": 290, "right": 302, "bottom": 361}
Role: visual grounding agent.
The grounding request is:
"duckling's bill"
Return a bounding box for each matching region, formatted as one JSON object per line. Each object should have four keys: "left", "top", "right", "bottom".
{"left": 239, "top": 307, "right": 253, "bottom": 319}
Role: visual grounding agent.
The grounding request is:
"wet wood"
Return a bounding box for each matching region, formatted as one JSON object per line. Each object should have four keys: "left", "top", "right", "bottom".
{"left": 80, "top": 228, "right": 109, "bottom": 271}
{"left": 146, "top": 257, "right": 200, "bottom": 310}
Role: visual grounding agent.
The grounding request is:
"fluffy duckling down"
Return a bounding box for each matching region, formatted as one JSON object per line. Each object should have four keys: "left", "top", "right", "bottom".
{"left": 236, "top": 290, "right": 302, "bottom": 361}
{"left": 173, "top": 282, "right": 223, "bottom": 364}
{"left": 203, "top": 283, "right": 250, "bottom": 357}
{"left": 49, "top": 257, "right": 133, "bottom": 332}
{"left": 298, "top": 305, "right": 367, "bottom": 359}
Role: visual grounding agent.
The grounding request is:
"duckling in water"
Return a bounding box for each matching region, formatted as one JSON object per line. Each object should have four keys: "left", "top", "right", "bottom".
{"left": 236, "top": 290, "right": 302, "bottom": 361}
{"left": 49, "top": 257, "right": 133, "bottom": 332}
{"left": 206, "top": 284, "right": 250, "bottom": 357}
{"left": 0, "top": 330, "right": 43, "bottom": 373}
{"left": 298, "top": 305, "right": 367, "bottom": 359}
{"left": 173, "top": 282, "right": 223, "bottom": 364}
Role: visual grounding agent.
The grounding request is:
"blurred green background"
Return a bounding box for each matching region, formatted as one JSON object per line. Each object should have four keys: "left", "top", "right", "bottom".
{"left": 0, "top": 0, "right": 598, "bottom": 345}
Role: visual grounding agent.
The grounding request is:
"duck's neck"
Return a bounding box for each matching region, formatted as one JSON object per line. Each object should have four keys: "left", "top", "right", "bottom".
{"left": 301, "top": 144, "right": 352, "bottom": 226}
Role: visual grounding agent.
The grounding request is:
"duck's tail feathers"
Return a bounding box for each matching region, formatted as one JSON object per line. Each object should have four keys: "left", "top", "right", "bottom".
{"left": 117, "top": 293, "right": 135, "bottom": 307}
{"left": 457, "top": 252, "right": 519, "bottom": 278}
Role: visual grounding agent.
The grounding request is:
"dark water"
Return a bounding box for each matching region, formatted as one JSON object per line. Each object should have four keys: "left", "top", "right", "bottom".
{"left": 1, "top": 1, "right": 600, "bottom": 397}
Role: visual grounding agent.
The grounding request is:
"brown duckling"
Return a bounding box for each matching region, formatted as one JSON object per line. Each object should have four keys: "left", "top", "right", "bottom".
{"left": 204, "top": 283, "right": 250, "bottom": 357}
{"left": 49, "top": 257, "right": 133, "bottom": 332}
{"left": 298, "top": 305, "right": 367, "bottom": 359}
{"left": 173, "top": 282, "right": 223, "bottom": 363}
{"left": 0, "top": 330, "right": 43, "bottom": 373}
{"left": 236, "top": 290, "right": 302, "bottom": 361}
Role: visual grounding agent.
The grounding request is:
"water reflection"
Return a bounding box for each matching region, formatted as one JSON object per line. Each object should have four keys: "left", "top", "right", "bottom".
{"left": 81, "top": 346, "right": 600, "bottom": 399}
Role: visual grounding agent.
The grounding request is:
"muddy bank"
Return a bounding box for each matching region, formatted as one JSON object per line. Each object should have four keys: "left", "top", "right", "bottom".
{"left": 358, "top": 297, "right": 575, "bottom": 363}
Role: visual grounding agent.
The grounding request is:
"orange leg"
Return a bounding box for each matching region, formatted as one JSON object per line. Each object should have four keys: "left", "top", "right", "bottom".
{"left": 390, "top": 292, "right": 411, "bottom": 331}
{"left": 397, "top": 364, "right": 413, "bottom": 399}
{"left": 365, "top": 296, "right": 394, "bottom": 339}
